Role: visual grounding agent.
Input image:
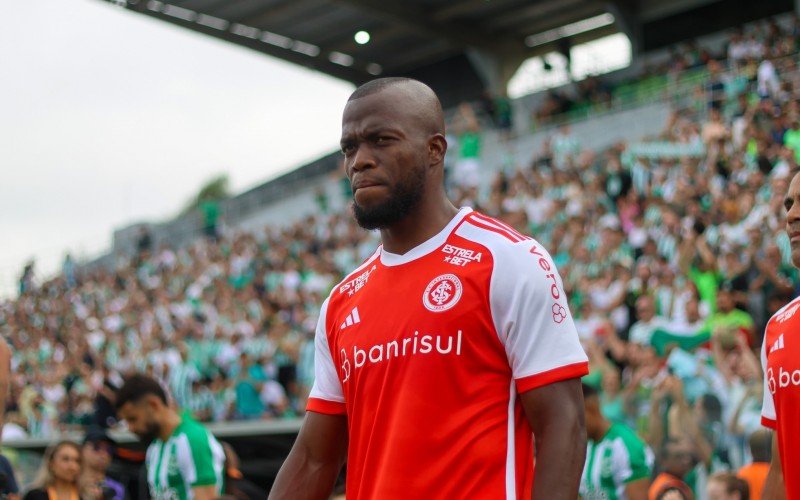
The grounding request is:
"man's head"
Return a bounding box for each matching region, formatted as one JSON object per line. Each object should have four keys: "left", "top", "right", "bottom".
{"left": 114, "top": 374, "right": 170, "bottom": 444}
{"left": 748, "top": 429, "right": 772, "bottom": 463}
{"left": 716, "top": 286, "right": 734, "bottom": 313}
{"left": 706, "top": 472, "right": 749, "bottom": 500}
{"left": 340, "top": 77, "right": 447, "bottom": 230}
{"left": 660, "top": 439, "right": 696, "bottom": 478}
{"left": 82, "top": 427, "right": 115, "bottom": 473}
{"left": 784, "top": 170, "right": 800, "bottom": 268}
{"left": 581, "top": 384, "right": 607, "bottom": 441}
{"left": 635, "top": 294, "right": 656, "bottom": 323}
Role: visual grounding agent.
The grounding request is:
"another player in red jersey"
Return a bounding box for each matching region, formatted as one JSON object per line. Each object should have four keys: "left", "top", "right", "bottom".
{"left": 270, "top": 78, "right": 588, "bottom": 500}
{"left": 762, "top": 169, "right": 800, "bottom": 500}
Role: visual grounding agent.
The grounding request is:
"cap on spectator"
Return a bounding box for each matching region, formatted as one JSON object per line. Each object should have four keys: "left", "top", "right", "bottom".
{"left": 83, "top": 426, "right": 116, "bottom": 447}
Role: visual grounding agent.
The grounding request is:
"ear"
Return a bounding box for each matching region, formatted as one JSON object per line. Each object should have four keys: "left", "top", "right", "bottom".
{"left": 428, "top": 134, "right": 447, "bottom": 167}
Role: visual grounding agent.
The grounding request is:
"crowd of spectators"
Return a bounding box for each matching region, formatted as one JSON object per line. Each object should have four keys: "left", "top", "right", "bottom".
{"left": 2, "top": 13, "right": 800, "bottom": 500}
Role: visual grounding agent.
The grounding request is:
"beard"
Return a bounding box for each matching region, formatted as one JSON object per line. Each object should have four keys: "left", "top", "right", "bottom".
{"left": 352, "top": 167, "right": 426, "bottom": 230}
{"left": 135, "top": 421, "right": 162, "bottom": 445}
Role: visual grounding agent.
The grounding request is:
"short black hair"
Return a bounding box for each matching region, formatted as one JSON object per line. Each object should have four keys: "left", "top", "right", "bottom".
{"left": 114, "top": 373, "right": 167, "bottom": 410}
{"left": 348, "top": 77, "right": 420, "bottom": 101}
{"left": 749, "top": 429, "right": 772, "bottom": 463}
{"left": 582, "top": 383, "right": 599, "bottom": 399}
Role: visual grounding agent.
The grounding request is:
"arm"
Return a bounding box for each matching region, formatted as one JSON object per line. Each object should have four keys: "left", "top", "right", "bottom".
{"left": 521, "top": 378, "right": 586, "bottom": 500}
{"left": 763, "top": 431, "right": 785, "bottom": 500}
{"left": 269, "top": 412, "right": 348, "bottom": 500}
{"left": 190, "top": 486, "right": 216, "bottom": 500}
{"left": 624, "top": 478, "right": 650, "bottom": 500}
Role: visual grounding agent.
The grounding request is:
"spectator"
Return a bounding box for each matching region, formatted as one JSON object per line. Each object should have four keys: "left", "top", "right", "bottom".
{"left": 23, "top": 441, "right": 83, "bottom": 500}
{"left": 580, "top": 384, "right": 653, "bottom": 499}
{"left": 649, "top": 439, "right": 696, "bottom": 500}
{"left": 80, "top": 427, "right": 125, "bottom": 500}
{"left": 706, "top": 472, "right": 750, "bottom": 500}
{"left": 737, "top": 429, "right": 771, "bottom": 500}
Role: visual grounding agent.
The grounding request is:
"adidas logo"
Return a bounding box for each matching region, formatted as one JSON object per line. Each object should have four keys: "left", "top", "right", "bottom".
{"left": 340, "top": 307, "right": 361, "bottom": 330}
{"left": 770, "top": 333, "right": 785, "bottom": 354}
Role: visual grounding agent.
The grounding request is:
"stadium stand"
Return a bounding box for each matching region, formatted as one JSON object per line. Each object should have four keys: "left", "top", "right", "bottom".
{"left": 4, "top": 10, "right": 800, "bottom": 496}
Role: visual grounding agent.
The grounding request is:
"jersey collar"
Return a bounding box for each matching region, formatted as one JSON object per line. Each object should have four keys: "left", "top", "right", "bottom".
{"left": 380, "top": 207, "right": 472, "bottom": 267}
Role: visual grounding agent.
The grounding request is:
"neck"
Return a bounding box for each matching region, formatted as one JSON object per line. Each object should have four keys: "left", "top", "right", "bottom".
{"left": 589, "top": 419, "right": 611, "bottom": 442}
{"left": 379, "top": 193, "right": 458, "bottom": 254}
{"left": 52, "top": 479, "right": 74, "bottom": 492}
{"left": 159, "top": 410, "right": 182, "bottom": 441}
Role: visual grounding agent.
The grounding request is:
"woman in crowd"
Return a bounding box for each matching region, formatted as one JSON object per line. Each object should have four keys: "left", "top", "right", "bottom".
{"left": 23, "top": 441, "right": 83, "bottom": 500}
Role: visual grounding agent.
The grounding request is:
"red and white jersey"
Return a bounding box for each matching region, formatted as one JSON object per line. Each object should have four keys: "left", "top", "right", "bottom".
{"left": 307, "top": 208, "right": 589, "bottom": 499}
{"left": 761, "top": 294, "right": 800, "bottom": 499}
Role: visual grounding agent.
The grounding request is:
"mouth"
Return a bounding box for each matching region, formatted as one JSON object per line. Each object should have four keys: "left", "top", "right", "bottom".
{"left": 789, "top": 231, "right": 800, "bottom": 243}
{"left": 352, "top": 179, "right": 384, "bottom": 192}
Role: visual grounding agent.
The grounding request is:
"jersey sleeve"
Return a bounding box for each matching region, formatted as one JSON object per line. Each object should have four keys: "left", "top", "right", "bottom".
{"left": 614, "top": 434, "right": 653, "bottom": 484}
{"left": 176, "top": 430, "right": 218, "bottom": 487}
{"left": 761, "top": 336, "right": 777, "bottom": 429}
{"left": 307, "top": 297, "right": 347, "bottom": 414}
{"left": 490, "top": 239, "right": 588, "bottom": 394}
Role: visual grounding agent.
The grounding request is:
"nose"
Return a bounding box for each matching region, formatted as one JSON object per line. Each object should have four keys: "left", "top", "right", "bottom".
{"left": 788, "top": 200, "right": 800, "bottom": 226}
{"left": 349, "top": 144, "right": 376, "bottom": 175}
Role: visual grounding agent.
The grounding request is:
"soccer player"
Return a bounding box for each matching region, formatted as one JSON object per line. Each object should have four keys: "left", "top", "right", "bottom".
{"left": 762, "top": 169, "right": 800, "bottom": 500}
{"left": 270, "top": 78, "right": 589, "bottom": 499}
{"left": 115, "top": 374, "right": 225, "bottom": 500}
{"left": 580, "top": 384, "right": 652, "bottom": 499}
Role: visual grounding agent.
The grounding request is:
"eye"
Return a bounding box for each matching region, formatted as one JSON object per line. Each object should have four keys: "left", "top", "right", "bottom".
{"left": 341, "top": 144, "right": 355, "bottom": 156}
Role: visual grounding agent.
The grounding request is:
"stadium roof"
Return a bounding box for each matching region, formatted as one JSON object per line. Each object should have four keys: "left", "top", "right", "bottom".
{"left": 102, "top": 0, "right": 793, "bottom": 103}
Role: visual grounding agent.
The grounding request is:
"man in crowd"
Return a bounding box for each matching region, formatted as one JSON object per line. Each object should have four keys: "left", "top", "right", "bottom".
{"left": 707, "top": 472, "right": 750, "bottom": 500}
{"left": 115, "top": 374, "right": 225, "bottom": 500}
{"left": 648, "top": 439, "right": 696, "bottom": 500}
{"left": 271, "top": 77, "right": 588, "bottom": 499}
{"left": 762, "top": 169, "right": 800, "bottom": 499}
{"left": 580, "top": 384, "right": 652, "bottom": 499}
{"left": 738, "top": 429, "right": 771, "bottom": 500}
{"left": 81, "top": 427, "right": 125, "bottom": 500}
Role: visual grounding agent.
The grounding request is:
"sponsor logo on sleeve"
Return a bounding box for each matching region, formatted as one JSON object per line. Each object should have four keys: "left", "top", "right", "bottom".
{"left": 441, "top": 244, "right": 483, "bottom": 267}
{"left": 530, "top": 244, "right": 568, "bottom": 324}
{"left": 339, "top": 265, "right": 377, "bottom": 296}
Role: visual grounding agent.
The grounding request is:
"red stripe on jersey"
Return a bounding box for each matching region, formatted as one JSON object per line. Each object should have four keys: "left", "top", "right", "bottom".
{"left": 307, "top": 398, "right": 347, "bottom": 415}
{"left": 515, "top": 361, "right": 589, "bottom": 394}
{"left": 761, "top": 415, "right": 777, "bottom": 430}
{"left": 471, "top": 213, "right": 532, "bottom": 241}
{"left": 467, "top": 215, "right": 524, "bottom": 243}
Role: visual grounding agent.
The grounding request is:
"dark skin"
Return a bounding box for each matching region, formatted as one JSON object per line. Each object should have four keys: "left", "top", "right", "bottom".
{"left": 762, "top": 172, "right": 800, "bottom": 499}
{"left": 270, "top": 80, "right": 586, "bottom": 500}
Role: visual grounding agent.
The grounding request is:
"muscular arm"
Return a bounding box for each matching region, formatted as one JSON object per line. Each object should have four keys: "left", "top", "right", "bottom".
{"left": 624, "top": 478, "right": 650, "bottom": 500}
{"left": 269, "top": 412, "right": 348, "bottom": 500}
{"left": 521, "top": 378, "right": 586, "bottom": 500}
{"left": 763, "top": 431, "right": 785, "bottom": 500}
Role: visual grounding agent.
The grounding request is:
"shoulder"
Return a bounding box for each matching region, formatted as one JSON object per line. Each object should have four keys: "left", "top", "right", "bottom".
{"left": 454, "top": 211, "right": 535, "bottom": 254}
{"left": 766, "top": 294, "right": 800, "bottom": 329}
{"left": 328, "top": 248, "right": 381, "bottom": 300}
{"left": 611, "top": 423, "right": 646, "bottom": 451}
{"left": 179, "top": 418, "right": 212, "bottom": 444}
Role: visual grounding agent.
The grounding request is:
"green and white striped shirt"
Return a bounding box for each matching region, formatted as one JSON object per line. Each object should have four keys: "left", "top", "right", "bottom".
{"left": 580, "top": 423, "right": 654, "bottom": 500}
{"left": 145, "top": 414, "right": 225, "bottom": 499}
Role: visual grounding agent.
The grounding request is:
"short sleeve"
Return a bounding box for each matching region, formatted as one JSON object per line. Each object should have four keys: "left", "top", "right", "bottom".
{"left": 615, "top": 436, "right": 653, "bottom": 484}
{"left": 489, "top": 239, "right": 588, "bottom": 394}
{"left": 307, "top": 298, "right": 347, "bottom": 414}
{"left": 175, "top": 431, "right": 217, "bottom": 487}
{"left": 761, "top": 337, "right": 777, "bottom": 428}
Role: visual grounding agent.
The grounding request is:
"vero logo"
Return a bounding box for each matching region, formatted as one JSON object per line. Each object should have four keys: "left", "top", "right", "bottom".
{"left": 340, "top": 307, "right": 361, "bottom": 330}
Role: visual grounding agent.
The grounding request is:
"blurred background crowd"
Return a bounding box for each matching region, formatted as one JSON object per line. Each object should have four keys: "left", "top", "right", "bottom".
{"left": 3, "top": 13, "right": 800, "bottom": 500}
